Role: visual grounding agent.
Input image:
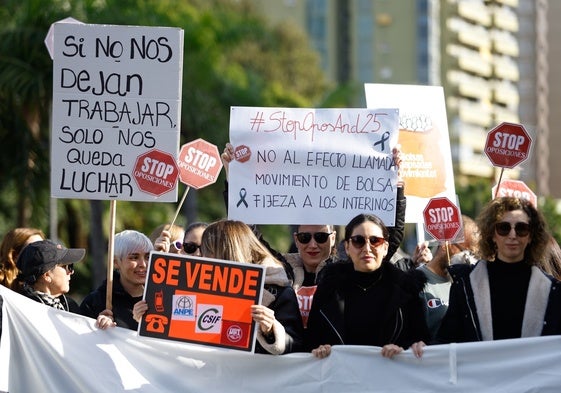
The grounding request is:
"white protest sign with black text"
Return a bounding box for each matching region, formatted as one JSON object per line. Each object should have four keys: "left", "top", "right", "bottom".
{"left": 51, "top": 22, "right": 183, "bottom": 201}
{"left": 228, "top": 107, "right": 399, "bottom": 226}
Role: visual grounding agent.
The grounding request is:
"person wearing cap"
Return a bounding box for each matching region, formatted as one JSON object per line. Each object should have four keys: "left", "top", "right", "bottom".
{"left": 16, "top": 239, "right": 85, "bottom": 313}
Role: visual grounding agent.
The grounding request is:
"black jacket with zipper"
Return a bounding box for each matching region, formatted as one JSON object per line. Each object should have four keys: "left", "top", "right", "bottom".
{"left": 305, "top": 261, "right": 429, "bottom": 351}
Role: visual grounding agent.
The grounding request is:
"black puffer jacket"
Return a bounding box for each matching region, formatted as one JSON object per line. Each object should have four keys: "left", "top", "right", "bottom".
{"left": 306, "top": 261, "right": 429, "bottom": 351}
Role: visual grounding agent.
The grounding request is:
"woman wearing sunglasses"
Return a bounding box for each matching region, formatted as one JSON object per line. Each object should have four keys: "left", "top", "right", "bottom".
{"left": 150, "top": 224, "right": 185, "bottom": 255}
{"left": 150, "top": 222, "right": 208, "bottom": 256}
{"left": 436, "top": 196, "right": 561, "bottom": 344}
{"left": 221, "top": 143, "right": 407, "bottom": 329}
{"left": 306, "top": 213, "right": 429, "bottom": 359}
{"left": 16, "top": 240, "right": 85, "bottom": 313}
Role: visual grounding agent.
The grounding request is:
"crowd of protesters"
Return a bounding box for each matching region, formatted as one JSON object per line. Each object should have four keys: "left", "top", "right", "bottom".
{"left": 1, "top": 144, "right": 561, "bottom": 358}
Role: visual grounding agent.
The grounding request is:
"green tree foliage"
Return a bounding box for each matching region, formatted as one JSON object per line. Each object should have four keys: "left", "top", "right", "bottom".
{"left": 540, "top": 196, "right": 561, "bottom": 243}
{"left": 0, "top": 0, "right": 328, "bottom": 292}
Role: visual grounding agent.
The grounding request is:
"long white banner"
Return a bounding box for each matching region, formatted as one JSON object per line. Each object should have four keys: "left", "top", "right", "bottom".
{"left": 1, "top": 285, "right": 560, "bottom": 392}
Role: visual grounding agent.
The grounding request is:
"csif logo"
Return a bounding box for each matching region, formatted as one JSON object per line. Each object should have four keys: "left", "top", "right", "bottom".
{"left": 195, "top": 304, "right": 223, "bottom": 334}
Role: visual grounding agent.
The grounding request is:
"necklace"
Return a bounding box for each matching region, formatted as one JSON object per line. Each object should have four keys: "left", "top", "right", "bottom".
{"left": 353, "top": 272, "right": 383, "bottom": 292}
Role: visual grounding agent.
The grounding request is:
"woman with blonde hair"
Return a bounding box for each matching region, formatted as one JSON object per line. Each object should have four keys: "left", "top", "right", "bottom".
{"left": 0, "top": 227, "right": 45, "bottom": 291}
{"left": 201, "top": 219, "right": 304, "bottom": 355}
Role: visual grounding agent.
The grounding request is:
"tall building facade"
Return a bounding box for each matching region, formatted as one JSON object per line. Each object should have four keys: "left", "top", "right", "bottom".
{"left": 250, "top": 0, "right": 557, "bottom": 198}
{"left": 440, "top": 0, "right": 521, "bottom": 183}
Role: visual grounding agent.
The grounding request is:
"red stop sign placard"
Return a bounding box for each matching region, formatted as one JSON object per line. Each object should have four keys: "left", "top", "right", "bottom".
{"left": 133, "top": 149, "right": 179, "bottom": 196}
{"left": 492, "top": 179, "right": 537, "bottom": 208}
{"left": 177, "top": 138, "right": 223, "bottom": 189}
{"left": 484, "top": 122, "right": 532, "bottom": 168}
{"left": 423, "top": 197, "right": 462, "bottom": 241}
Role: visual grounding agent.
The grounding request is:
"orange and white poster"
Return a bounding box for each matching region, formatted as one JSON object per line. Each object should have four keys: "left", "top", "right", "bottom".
{"left": 365, "top": 84, "right": 456, "bottom": 223}
{"left": 139, "top": 252, "right": 265, "bottom": 352}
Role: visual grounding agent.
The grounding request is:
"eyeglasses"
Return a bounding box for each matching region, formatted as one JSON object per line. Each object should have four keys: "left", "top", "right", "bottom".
{"left": 183, "top": 242, "right": 201, "bottom": 254}
{"left": 295, "top": 232, "right": 333, "bottom": 244}
{"left": 349, "top": 235, "right": 385, "bottom": 248}
{"left": 171, "top": 240, "right": 183, "bottom": 251}
{"left": 495, "top": 222, "right": 531, "bottom": 237}
{"left": 58, "top": 264, "right": 74, "bottom": 274}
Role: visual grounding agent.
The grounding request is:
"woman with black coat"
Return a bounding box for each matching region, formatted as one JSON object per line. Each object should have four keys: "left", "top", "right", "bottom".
{"left": 306, "top": 213, "right": 428, "bottom": 359}
{"left": 436, "top": 197, "right": 561, "bottom": 344}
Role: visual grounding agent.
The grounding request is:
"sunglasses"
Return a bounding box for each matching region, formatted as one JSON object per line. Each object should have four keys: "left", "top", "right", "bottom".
{"left": 349, "top": 235, "right": 385, "bottom": 248}
{"left": 183, "top": 242, "right": 201, "bottom": 254}
{"left": 295, "top": 232, "right": 333, "bottom": 244}
{"left": 495, "top": 222, "right": 531, "bottom": 237}
{"left": 171, "top": 240, "right": 183, "bottom": 251}
{"left": 59, "top": 264, "right": 74, "bottom": 273}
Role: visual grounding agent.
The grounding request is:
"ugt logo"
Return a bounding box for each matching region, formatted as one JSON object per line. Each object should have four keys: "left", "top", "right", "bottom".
{"left": 195, "top": 305, "right": 223, "bottom": 334}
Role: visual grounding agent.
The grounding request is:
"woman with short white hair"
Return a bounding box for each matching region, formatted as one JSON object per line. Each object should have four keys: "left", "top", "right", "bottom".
{"left": 80, "top": 230, "right": 153, "bottom": 330}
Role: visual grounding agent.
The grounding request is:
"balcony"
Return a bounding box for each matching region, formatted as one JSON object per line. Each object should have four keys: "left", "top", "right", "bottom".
{"left": 493, "top": 81, "right": 519, "bottom": 107}
{"left": 447, "top": 44, "right": 493, "bottom": 77}
{"left": 457, "top": 0, "right": 492, "bottom": 26}
{"left": 448, "top": 96, "right": 493, "bottom": 128}
{"left": 493, "top": 6, "right": 519, "bottom": 32}
{"left": 494, "top": 0, "right": 518, "bottom": 9}
{"left": 458, "top": 123, "right": 487, "bottom": 151}
{"left": 491, "top": 29, "right": 519, "bottom": 57}
{"left": 493, "top": 55, "right": 519, "bottom": 81}
{"left": 447, "top": 70, "right": 492, "bottom": 101}
{"left": 493, "top": 104, "right": 520, "bottom": 124}
{"left": 447, "top": 17, "right": 491, "bottom": 50}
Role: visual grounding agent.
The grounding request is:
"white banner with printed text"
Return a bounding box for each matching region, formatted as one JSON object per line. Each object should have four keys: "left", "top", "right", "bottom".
{"left": 1, "top": 286, "right": 561, "bottom": 392}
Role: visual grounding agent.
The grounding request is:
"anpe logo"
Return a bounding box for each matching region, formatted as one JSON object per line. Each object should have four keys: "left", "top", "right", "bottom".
{"left": 172, "top": 295, "right": 196, "bottom": 321}
{"left": 196, "top": 305, "right": 223, "bottom": 334}
{"left": 227, "top": 325, "right": 243, "bottom": 343}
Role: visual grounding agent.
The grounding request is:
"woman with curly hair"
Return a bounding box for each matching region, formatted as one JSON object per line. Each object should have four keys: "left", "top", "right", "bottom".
{"left": 0, "top": 228, "right": 45, "bottom": 291}
{"left": 436, "top": 197, "right": 561, "bottom": 343}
